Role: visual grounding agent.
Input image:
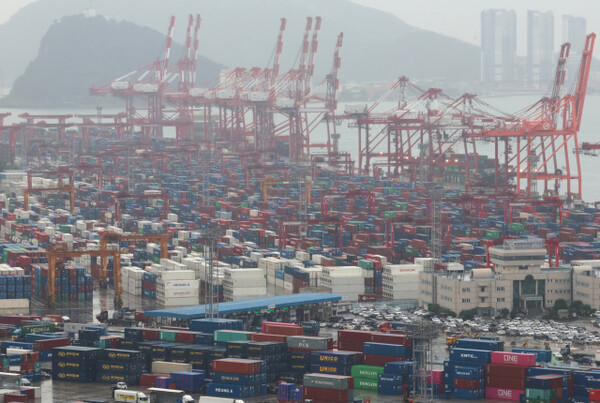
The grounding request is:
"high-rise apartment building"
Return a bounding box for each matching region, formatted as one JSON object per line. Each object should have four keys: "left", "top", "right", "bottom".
{"left": 481, "top": 9, "right": 517, "bottom": 82}
{"left": 527, "top": 10, "right": 554, "bottom": 83}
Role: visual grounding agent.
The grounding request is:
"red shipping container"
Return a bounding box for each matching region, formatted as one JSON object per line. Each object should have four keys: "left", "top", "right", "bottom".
{"left": 338, "top": 330, "right": 374, "bottom": 343}
{"left": 590, "top": 389, "right": 600, "bottom": 402}
{"left": 363, "top": 354, "right": 403, "bottom": 366}
{"left": 337, "top": 341, "right": 363, "bottom": 352}
{"left": 34, "top": 337, "right": 70, "bottom": 351}
{"left": 486, "top": 375, "right": 526, "bottom": 390}
{"left": 250, "top": 333, "right": 287, "bottom": 343}
{"left": 485, "top": 363, "right": 529, "bottom": 379}
{"left": 143, "top": 329, "right": 160, "bottom": 340}
{"left": 263, "top": 323, "right": 304, "bottom": 336}
{"left": 140, "top": 373, "right": 163, "bottom": 387}
{"left": 175, "top": 331, "right": 196, "bottom": 343}
{"left": 304, "top": 386, "right": 352, "bottom": 401}
{"left": 3, "top": 394, "right": 26, "bottom": 402}
{"left": 491, "top": 351, "right": 536, "bottom": 367}
{"left": 212, "top": 358, "right": 262, "bottom": 374}
{"left": 455, "top": 378, "right": 481, "bottom": 389}
{"left": 371, "top": 333, "right": 411, "bottom": 347}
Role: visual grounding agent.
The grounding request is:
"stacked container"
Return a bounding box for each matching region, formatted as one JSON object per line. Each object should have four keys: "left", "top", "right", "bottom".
{"left": 96, "top": 348, "right": 144, "bottom": 385}
{"left": 302, "top": 373, "right": 354, "bottom": 403}
{"left": 34, "top": 265, "right": 92, "bottom": 302}
{"left": 207, "top": 358, "right": 267, "bottom": 399}
{"left": 320, "top": 266, "right": 363, "bottom": 301}
{"left": 222, "top": 267, "right": 266, "bottom": 301}
{"left": 445, "top": 344, "right": 494, "bottom": 399}
{"left": 286, "top": 335, "right": 333, "bottom": 381}
{"left": 484, "top": 351, "right": 536, "bottom": 401}
{"left": 378, "top": 361, "right": 413, "bottom": 396}
{"left": 156, "top": 270, "right": 198, "bottom": 306}
{"left": 121, "top": 266, "right": 145, "bottom": 296}
{"left": 309, "top": 350, "right": 360, "bottom": 376}
{"left": 363, "top": 341, "right": 407, "bottom": 366}
{"left": 142, "top": 271, "right": 157, "bottom": 299}
{"left": 52, "top": 346, "right": 98, "bottom": 383}
{"left": 351, "top": 364, "right": 384, "bottom": 391}
{"left": 277, "top": 382, "right": 303, "bottom": 403}
{"left": 525, "top": 375, "right": 570, "bottom": 402}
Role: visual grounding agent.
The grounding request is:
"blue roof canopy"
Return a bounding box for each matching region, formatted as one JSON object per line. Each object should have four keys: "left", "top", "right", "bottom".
{"left": 144, "top": 293, "right": 344, "bottom": 319}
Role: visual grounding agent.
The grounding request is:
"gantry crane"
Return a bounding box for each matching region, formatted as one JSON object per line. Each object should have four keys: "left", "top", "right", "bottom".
{"left": 260, "top": 176, "right": 311, "bottom": 203}
{"left": 98, "top": 231, "right": 170, "bottom": 287}
{"left": 279, "top": 215, "right": 345, "bottom": 250}
{"left": 320, "top": 189, "right": 376, "bottom": 216}
{"left": 108, "top": 190, "right": 170, "bottom": 225}
{"left": 46, "top": 247, "right": 122, "bottom": 308}
{"left": 24, "top": 168, "right": 75, "bottom": 213}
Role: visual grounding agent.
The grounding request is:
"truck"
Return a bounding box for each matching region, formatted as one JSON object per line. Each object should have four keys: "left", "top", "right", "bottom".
{"left": 114, "top": 390, "right": 150, "bottom": 403}
{"left": 199, "top": 397, "right": 245, "bottom": 403}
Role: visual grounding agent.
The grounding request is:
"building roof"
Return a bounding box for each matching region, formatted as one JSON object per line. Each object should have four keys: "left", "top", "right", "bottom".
{"left": 144, "top": 293, "right": 344, "bottom": 319}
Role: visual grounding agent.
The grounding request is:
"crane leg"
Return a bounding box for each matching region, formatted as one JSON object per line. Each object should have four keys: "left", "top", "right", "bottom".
{"left": 114, "top": 295, "right": 123, "bottom": 309}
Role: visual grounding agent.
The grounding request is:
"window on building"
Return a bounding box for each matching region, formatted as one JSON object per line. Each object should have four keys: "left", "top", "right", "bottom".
{"left": 497, "top": 297, "right": 505, "bottom": 302}
{"left": 462, "top": 298, "right": 470, "bottom": 303}
{"left": 462, "top": 288, "right": 470, "bottom": 292}
{"left": 480, "top": 286, "right": 486, "bottom": 292}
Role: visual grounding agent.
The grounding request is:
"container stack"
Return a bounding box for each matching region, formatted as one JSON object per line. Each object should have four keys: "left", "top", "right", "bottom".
{"left": 142, "top": 271, "right": 157, "bottom": 299}
{"left": 121, "top": 266, "right": 145, "bottom": 296}
{"left": 525, "top": 375, "right": 570, "bottom": 402}
{"left": 207, "top": 358, "right": 267, "bottom": 399}
{"left": 286, "top": 335, "right": 333, "bottom": 383}
{"left": 52, "top": 346, "right": 99, "bottom": 383}
{"left": 277, "top": 382, "right": 303, "bottom": 403}
{"left": 309, "top": 350, "right": 360, "bottom": 376}
{"left": 320, "top": 266, "right": 363, "bottom": 301}
{"left": 223, "top": 267, "right": 266, "bottom": 301}
{"left": 484, "top": 351, "right": 536, "bottom": 401}
{"left": 169, "top": 371, "right": 206, "bottom": 392}
{"left": 302, "top": 373, "right": 354, "bottom": 403}
{"left": 351, "top": 364, "right": 384, "bottom": 391}
{"left": 381, "top": 264, "right": 423, "bottom": 301}
{"left": 363, "top": 341, "right": 407, "bottom": 366}
{"left": 445, "top": 346, "right": 493, "bottom": 399}
{"left": 34, "top": 265, "right": 92, "bottom": 303}
{"left": 156, "top": 270, "right": 198, "bottom": 307}
{"left": 378, "top": 361, "right": 413, "bottom": 397}
{"left": 96, "top": 348, "right": 144, "bottom": 385}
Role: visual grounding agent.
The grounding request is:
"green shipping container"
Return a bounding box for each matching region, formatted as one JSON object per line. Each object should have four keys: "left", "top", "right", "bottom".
{"left": 354, "top": 378, "right": 378, "bottom": 390}
{"left": 160, "top": 330, "right": 177, "bottom": 341}
{"left": 214, "top": 330, "right": 252, "bottom": 342}
{"left": 358, "top": 260, "right": 374, "bottom": 270}
{"left": 510, "top": 223, "right": 525, "bottom": 231}
{"left": 383, "top": 211, "right": 397, "bottom": 219}
{"left": 525, "top": 388, "right": 553, "bottom": 400}
{"left": 485, "top": 229, "right": 500, "bottom": 239}
{"left": 351, "top": 365, "right": 384, "bottom": 380}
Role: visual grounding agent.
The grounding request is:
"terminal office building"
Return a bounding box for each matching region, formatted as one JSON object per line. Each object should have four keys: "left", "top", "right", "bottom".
{"left": 416, "top": 237, "right": 600, "bottom": 316}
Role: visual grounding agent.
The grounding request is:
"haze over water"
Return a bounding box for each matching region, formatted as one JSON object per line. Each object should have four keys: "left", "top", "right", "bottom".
{"left": 4, "top": 94, "right": 600, "bottom": 202}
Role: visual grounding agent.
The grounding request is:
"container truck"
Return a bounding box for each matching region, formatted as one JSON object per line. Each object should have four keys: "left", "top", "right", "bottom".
{"left": 114, "top": 390, "right": 149, "bottom": 403}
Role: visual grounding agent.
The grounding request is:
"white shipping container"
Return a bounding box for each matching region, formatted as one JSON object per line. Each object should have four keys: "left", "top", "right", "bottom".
{"left": 157, "top": 296, "right": 199, "bottom": 306}
{"left": 223, "top": 286, "right": 266, "bottom": 296}
{"left": 156, "top": 287, "right": 198, "bottom": 298}
{"left": 0, "top": 299, "right": 29, "bottom": 309}
{"left": 223, "top": 278, "right": 265, "bottom": 288}
{"left": 159, "top": 270, "right": 195, "bottom": 280}
{"left": 152, "top": 361, "right": 193, "bottom": 374}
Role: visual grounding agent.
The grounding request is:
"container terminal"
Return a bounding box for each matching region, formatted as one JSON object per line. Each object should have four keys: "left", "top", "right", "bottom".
{"left": 1, "top": 12, "right": 600, "bottom": 403}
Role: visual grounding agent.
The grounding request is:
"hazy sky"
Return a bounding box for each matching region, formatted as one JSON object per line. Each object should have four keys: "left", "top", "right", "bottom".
{"left": 1, "top": 0, "right": 595, "bottom": 56}
{"left": 350, "top": 0, "right": 594, "bottom": 55}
